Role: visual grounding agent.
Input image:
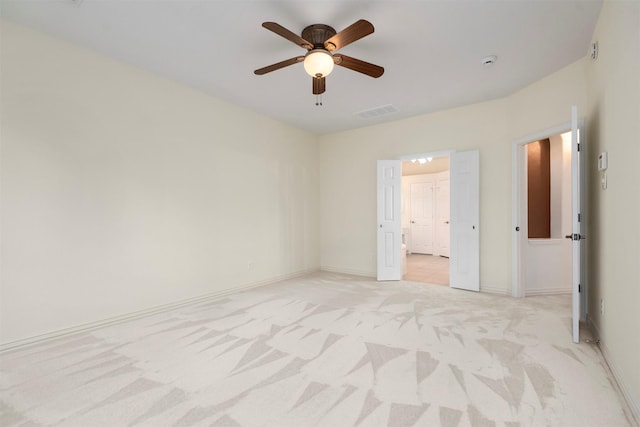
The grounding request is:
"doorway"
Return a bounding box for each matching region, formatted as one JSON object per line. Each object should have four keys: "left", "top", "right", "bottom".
{"left": 521, "top": 132, "right": 573, "bottom": 296}
{"left": 511, "top": 106, "right": 585, "bottom": 343}
{"left": 401, "top": 156, "right": 450, "bottom": 285}
{"left": 377, "top": 150, "right": 479, "bottom": 291}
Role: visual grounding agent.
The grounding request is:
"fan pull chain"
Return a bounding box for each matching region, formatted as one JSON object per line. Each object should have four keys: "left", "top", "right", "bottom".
{"left": 315, "top": 94, "right": 323, "bottom": 106}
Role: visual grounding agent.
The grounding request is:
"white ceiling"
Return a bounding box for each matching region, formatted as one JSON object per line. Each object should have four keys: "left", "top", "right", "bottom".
{"left": 1, "top": 0, "right": 602, "bottom": 135}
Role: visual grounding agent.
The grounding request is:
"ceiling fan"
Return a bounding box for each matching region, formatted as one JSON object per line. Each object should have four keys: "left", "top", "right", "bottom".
{"left": 254, "top": 19, "right": 384, "bottom": 96}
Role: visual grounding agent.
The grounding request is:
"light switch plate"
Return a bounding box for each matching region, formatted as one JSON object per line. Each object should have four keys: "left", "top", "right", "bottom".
{"left": 598, "top": 152, "right": 608, "bottom": 171}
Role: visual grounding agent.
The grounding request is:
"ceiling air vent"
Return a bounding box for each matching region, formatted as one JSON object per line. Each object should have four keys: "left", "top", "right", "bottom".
{"left": 355, "top": 104, "right": 398, "bottom": 119}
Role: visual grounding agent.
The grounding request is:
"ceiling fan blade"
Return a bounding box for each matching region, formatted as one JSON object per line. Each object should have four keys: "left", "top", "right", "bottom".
{"left": 262, "top": 22, "right": 313, "bottom": 50}
{"left": 254, "top": 56, "right": 304, "bottom": 75}
{"left": 324, "top": 19, "right": 374, "bottom": 51}
{"left": 313, "top": 77, "right": 326, "bottom": 95}
{"left": 334, "top": 54, "right": 384, "bottom": 78}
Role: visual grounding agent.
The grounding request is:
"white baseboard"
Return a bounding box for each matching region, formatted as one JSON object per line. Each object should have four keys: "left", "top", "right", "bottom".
{"left": 480, "top": 285, "right": 511, "bottom": 295}
{"left": 525, "top": 287, "right": 572, "bottom": 296}
{"left": 588, "top": 315, "right": 640, "bottom": 426}
{"left": 0, "top": 268, "right": 318, "bottom": 354}
{"left": 320, "top": 265, "right": 376, "bottom": 279}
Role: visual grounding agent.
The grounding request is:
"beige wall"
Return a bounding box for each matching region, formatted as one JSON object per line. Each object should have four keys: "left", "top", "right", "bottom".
{"left": 585, "top": 0, "right": 640, "bottom": 418}
{"left": 0, "top": 21, "right": 320, "bottom": 344}
{"left": 319, "top": 59, "right": 586, "bottom": 294}
{"left": 506, "top": 59, "right": 587, "bottom": 140}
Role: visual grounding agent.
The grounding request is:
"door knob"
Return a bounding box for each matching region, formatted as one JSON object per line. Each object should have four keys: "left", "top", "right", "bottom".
{"left": 444, "top": 221, "right": 449, "bottom": 224}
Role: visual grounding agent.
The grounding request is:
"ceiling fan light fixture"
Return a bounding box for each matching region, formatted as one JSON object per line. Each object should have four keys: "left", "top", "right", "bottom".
{"left": 304, "top": 49, "right": 334, "bottom": 78}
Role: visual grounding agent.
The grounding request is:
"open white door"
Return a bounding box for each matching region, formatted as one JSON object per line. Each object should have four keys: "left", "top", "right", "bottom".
{"left": 450, "top": 150, "right": 480, "bottom": 291}
{"left": 569, "top": 106, "right": 582, "bottom": 343}
{"left": 377, "top": 160, "right": 402, "bottom": 281}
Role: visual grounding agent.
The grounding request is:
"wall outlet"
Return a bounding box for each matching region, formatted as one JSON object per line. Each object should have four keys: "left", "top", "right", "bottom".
{"left": 600, "top": 299, "right": 605, "bottom": 315}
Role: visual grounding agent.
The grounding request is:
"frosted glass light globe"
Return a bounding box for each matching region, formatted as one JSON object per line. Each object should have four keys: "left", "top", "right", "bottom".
{"left": 304, "top": 49, "right": 334, "bottom": 78}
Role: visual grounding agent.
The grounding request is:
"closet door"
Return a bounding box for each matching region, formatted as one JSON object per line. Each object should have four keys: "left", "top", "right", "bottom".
{"left": 409, "top": 182, "right": 434, "bottom": 254}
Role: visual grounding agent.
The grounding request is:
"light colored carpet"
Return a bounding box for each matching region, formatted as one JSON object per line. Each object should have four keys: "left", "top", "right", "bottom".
{"left": 0, "top": 272, "right": 633, "bottom": 427}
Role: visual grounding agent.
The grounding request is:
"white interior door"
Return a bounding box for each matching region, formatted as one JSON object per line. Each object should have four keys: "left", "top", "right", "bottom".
{"left": 377, "top": 160, "right": 402, "bottom": 281}
{"left": 410, "top": 182, "right": 434, "bottom": 254}
{"left": 450, "top": 150, "right": 480, "bottom": 291}
{"left": 435, "top": 172, "right": 450, "bottom": 257}
{"left": 569, "top": 106, "right": 582, "bottom": 343}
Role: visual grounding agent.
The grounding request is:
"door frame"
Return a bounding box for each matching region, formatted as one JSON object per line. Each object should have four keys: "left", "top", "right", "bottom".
{"left": 511, "top": 120, "right": 587, "bottom": 319}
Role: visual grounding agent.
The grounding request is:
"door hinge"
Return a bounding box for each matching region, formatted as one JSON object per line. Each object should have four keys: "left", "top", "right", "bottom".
{"left": 578, "top": 213, "right": 581, "bottom": 222}
{"left": 577, "top": 143, "right": 581, "bottom": 152}
{"left": 579, "top": 284, "right": 581, "bottom": 293}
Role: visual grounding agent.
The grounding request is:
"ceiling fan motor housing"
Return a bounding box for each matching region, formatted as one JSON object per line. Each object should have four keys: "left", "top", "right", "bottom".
{"left": 302, "top": 24, "right": 337, "bottom": 49}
